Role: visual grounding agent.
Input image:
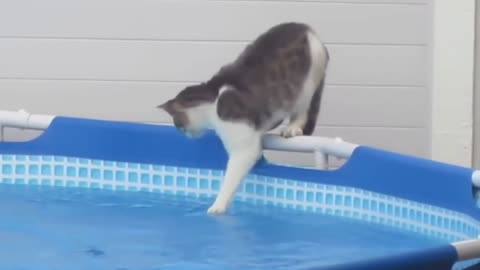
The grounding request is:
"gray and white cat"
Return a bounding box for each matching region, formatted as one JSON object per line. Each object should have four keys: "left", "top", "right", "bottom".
{"left": 158, "top": 22, "right": 329, "bottom": 214}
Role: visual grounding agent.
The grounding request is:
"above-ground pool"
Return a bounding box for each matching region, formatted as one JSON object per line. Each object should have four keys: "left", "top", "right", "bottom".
{"left": 0, "top": 110, "right": 479, "bottom": 270}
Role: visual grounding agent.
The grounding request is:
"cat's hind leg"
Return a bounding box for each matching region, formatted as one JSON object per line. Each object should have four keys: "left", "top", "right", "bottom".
{"left": 302, "top": 78, "right": 324, "bottom": 135}
{"left": 280, "top": 78, "right": 324, "bottom": 138}
{"left": 280, "top": 113, "right": 307, "bottom": 138}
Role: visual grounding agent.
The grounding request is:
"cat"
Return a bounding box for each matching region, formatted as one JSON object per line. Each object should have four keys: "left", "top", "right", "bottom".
{"left": 157, "top": 22, "right": 329, "bottom": 214}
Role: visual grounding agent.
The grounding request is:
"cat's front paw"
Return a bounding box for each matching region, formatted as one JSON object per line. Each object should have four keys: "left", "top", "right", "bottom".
{"left": 207, "top": 203, "right": 227, "bottom": 215}
{"left": 280, "top": 126, "right": 303, "bottom": 138}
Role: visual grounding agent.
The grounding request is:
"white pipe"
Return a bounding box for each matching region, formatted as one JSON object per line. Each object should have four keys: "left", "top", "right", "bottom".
{"left": 314, "top": 151, "right": 329, "bottom": 169}
{"left": 0, "top": 109, "right": 54, "bottom": 130}
{"left": 0, "top": 110, "right": 357, "bottom": 160}
{"left": 472, "top": 171, "right": 480, "bottom": 188}
{"left": 262, "top": 133, "right": 358, "bottom": 158}
{"left": 453, "top": 239, "right": 480, "bottom": 261}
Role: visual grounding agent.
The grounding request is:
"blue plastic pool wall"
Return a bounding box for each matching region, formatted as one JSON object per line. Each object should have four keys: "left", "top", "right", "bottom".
{"left": 0, "top": 116, "right": 479, "bottom": 269}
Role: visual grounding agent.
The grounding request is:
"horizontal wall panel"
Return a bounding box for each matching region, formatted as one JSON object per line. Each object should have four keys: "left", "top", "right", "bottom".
{"left": 0, "top": 0, "right": 428, "bottom": 45}
{"left": 3, "top": 126, "right": 428, "bottom": 167}
{"left": 0, "top": 40, "right": 427, "bottom": 86}
{"left": 0, "top": 80, "right": 427, "bottom": 127}
{"left": 319, "top": 85, "right": 428, "bottom": 127}
{"left": 0, "top": 0, "right": 433, "bottom": 161}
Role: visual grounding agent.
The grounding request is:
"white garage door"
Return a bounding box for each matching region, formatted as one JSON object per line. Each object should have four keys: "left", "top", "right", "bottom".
{"left": 0, "top": 0, "right": 432, "bottom": 166}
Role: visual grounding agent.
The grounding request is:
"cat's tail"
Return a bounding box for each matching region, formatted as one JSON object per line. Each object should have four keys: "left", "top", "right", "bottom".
{"left": 302, "top": 78, "right": 325, "bottom": 135}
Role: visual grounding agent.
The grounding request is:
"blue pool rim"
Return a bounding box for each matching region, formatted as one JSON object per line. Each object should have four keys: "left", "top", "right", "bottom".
{"left": 0, "top": 116, "right": 479, "bottom": 270}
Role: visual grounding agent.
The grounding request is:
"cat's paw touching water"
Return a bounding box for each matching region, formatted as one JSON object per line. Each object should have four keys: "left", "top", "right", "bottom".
{"left": 207, "top": 203, "right": 227, "bottom": 215}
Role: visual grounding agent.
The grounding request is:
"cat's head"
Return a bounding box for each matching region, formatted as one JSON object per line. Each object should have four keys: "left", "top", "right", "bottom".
{"left": 157, "top": 83, "right": 218, "bottom": 138}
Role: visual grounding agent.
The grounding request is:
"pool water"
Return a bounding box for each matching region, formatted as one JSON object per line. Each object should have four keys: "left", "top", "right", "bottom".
{"left": 0, "top": 184, "right": 447, "bottom": 270}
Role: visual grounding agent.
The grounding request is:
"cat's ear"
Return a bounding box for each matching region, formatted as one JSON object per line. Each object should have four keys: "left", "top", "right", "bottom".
{"left": 157, "top": 99, "right": 174, "bottom": 115}
{"left": 156, "top": 101, "right": 167, "bottom": 110}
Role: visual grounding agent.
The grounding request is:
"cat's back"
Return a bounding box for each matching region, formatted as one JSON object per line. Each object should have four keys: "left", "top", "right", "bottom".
{"left": 228, "top": 22, "right": 327, "bottom": 88}
{"left": 235, "top": 22, "right": 313, "bottom": 68}
{"left": 213, "top": 22, "right": 328, "bottom": 130}
{"left": 249, "top": 22, "right": 311, "bottom": 52}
